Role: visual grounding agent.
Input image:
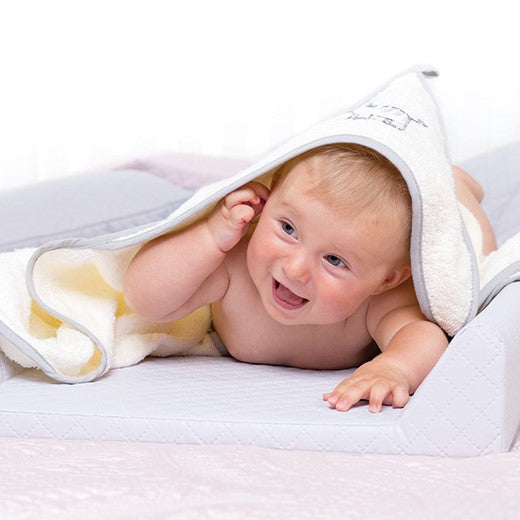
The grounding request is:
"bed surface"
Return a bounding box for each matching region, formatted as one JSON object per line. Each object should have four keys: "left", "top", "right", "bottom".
{"left": 0, "top": 356, "right": 402, "bottom": 447}
{"left": 1, "top": 434, "right": 519, "bottom": 518}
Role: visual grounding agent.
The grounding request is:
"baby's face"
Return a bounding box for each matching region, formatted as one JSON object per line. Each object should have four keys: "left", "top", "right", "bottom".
{"left": 246, "top": 160, "right": 408, "bottom": 326}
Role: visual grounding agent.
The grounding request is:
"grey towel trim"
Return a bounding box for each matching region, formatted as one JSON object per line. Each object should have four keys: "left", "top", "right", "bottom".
{"left": 208, "top": 330, "right": 231, "bottom": 357}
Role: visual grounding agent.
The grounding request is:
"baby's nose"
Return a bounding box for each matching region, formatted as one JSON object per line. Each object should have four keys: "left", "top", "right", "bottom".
{"left": 282, "top": 254, "right": 311, "bottom": 284}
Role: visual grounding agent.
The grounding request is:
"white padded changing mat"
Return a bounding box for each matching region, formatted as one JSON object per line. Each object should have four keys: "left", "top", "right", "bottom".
{"left": 0, "top": 281, "right": 518, "bottom": 457}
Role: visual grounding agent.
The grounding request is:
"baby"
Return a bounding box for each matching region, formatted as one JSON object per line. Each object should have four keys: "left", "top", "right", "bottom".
{"left": 123, "top": 143, "right": 497, "bottom": 413}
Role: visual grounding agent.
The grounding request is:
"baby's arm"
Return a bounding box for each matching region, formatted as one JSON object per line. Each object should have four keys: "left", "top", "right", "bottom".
{"left": 323, "top": 281, "right": 448, "bottom": 412}
{"left": 124, "top": 182, "right": 269, "bottom": 322}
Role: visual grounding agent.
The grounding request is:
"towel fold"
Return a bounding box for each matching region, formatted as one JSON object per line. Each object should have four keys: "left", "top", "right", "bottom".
{"left": 0, "top": 245, "right": 219, "bottom": 382}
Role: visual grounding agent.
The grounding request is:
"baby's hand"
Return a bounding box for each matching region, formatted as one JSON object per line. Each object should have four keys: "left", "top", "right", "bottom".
{"left": 207, "top": 181, "right": 270, "bottom": 252}
{"left": 322, "top": 358, "right": 411, "bottom": 413}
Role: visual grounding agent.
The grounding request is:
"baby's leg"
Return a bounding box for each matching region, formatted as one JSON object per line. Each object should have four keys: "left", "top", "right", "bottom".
{"left": 452, "top": 165, "right": 497, "bottom": 255}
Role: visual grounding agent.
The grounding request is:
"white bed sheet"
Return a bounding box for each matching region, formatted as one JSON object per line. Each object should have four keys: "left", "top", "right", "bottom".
{"left": 1, "top": 433, "right": 519, "bottom": 518}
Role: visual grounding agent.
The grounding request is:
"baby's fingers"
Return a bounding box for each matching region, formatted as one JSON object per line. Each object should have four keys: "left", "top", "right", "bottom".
{"left": 368, "top": 380, "right": 392, "bottom": 413}
{"left": 390, "top": 384, "right": 410, "bottom": 409}
{"left": 224, "top": 182, "right": 269, "bottom": 213}
{"left": 369, "top": 382, "right": 409, "bottom": 413}
{"left": 223, "top": 188, "right": 256, "bottom": 211}
{"left": 227, "top": 203, "right": 256, "bottom": 228}
{"left": 330, "top": 382, "right": 369, "bottom": 412}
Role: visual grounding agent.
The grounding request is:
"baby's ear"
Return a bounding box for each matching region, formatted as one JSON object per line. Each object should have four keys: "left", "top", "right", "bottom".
{"left": 372, "top": 266, "right": 411, "bottom": 295}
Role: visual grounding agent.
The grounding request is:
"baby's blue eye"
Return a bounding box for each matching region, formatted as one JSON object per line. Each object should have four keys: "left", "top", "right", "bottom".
{"left": 281, "top": 221, "right": 295, "bottom": 236}
{"left": 325, "top": 255, "right": 347, "bottom": 268}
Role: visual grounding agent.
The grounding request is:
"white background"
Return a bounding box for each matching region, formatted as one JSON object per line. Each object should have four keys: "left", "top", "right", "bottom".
{"left": 0, "top": 0, "right": 518, "bottom": 191}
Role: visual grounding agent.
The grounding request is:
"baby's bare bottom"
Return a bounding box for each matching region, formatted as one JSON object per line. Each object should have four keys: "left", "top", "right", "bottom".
{"left": 452, "top": 165, "right": 497, "bottom": 255}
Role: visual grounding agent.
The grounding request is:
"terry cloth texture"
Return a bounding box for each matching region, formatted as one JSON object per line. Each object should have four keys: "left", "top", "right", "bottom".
{"left": 0, "top": 64, "right": 519, "bottom": 383}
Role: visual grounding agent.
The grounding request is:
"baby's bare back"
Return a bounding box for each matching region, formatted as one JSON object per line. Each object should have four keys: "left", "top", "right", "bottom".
{"left": 211, "top": 236, "right": 379, "bottom": 370}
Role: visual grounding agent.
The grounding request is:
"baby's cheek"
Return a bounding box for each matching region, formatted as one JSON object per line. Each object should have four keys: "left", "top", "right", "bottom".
{"left": 248, "top": 222, "right": 274, "bottom": 260}
{"left": 322, "top": 285, "right": 357, "bottom": 320}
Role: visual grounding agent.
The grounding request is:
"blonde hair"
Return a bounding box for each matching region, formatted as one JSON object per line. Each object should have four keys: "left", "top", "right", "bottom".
{"left": 274, "top": 143, "right": 412, "bottom": 258}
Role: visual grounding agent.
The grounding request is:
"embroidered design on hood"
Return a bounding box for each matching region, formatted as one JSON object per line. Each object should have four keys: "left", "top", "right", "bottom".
{"left": 346, "top": 102, "right": 427, "bottom": 131}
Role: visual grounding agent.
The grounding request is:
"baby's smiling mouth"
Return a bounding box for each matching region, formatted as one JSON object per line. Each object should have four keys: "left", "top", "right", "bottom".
{"left": 272, "top": 278, "right": 309, "bottom": 310}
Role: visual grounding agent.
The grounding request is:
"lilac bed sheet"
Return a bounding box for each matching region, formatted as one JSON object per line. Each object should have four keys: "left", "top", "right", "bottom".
{"left": 1, "top": 434, "right": 518, "bottom": 518}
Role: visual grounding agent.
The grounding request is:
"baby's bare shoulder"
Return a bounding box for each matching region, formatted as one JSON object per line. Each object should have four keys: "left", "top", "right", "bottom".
{"left": 366, "top": 278, "right": 421, "bottom": 330}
